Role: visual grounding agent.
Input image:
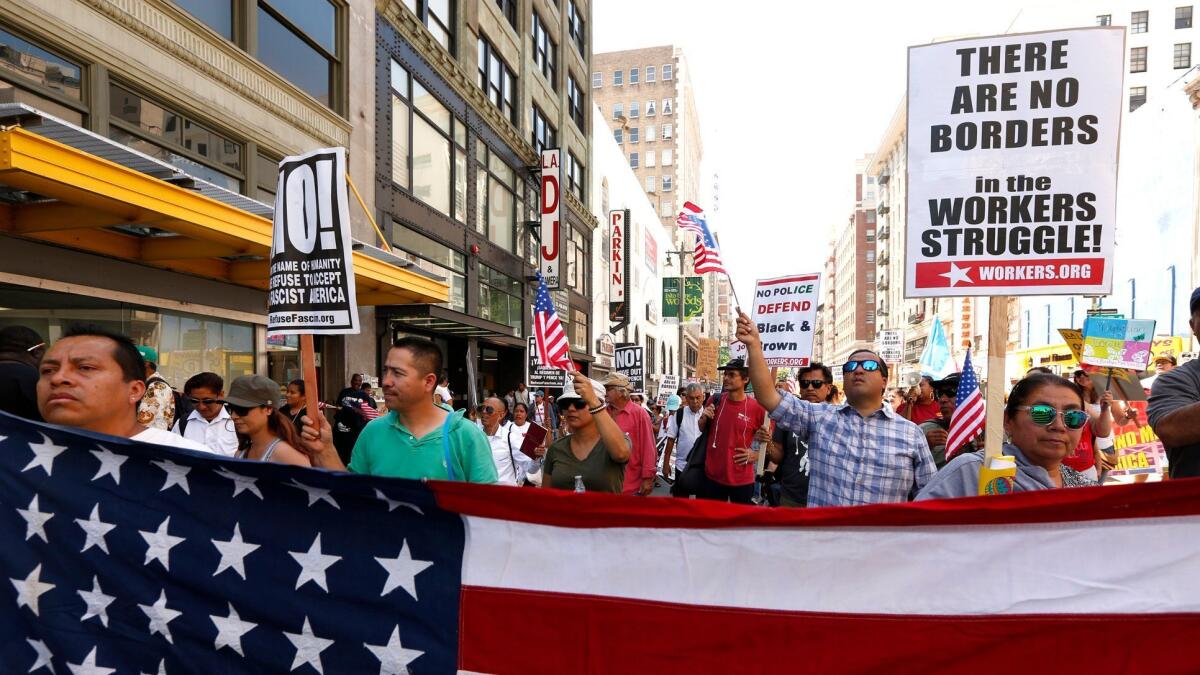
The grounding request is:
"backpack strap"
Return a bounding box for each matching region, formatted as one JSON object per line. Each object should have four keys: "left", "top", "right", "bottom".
{"left": 675, "top": 406, "right": 685, "bottom": 431}
{"left": 441, "top": 411, "right": 459, "bottom": 481}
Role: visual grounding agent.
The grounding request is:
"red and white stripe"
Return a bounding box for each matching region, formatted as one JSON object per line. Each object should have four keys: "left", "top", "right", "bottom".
{"left": 534, "top": 306, "right": 571, "bottom": 371}
{"left": 435, "top": 479, "right": 1200, "bottom": 673}
{"left": 944, "top": 388, "right": 984, "bottom": 459}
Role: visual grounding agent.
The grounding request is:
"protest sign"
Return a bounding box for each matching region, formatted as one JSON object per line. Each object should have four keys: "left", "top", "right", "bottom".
{"left": 539, "top": 148, "right": 562, "bottom": 289}
{"left": 527, "top": 337, "right": 562, "bottom": 389}
{"left": 268, "top": 147, "right": 358, "bottom": 334}
{"left": 877, "top": 329, "right": 904, "bottom": 363}
{"left": 1107, "top": 402, "right": 1167, "bottom": 479}
{"left": 696, "top": 338, "right": 720, "bottom": 381}
{"left": 614, "top": 346, "right": 645, "bottom": 391}
{"left": 656, "top": 374, "right": 680, "bottom": 405}
{"left": 906, "top": 28, "right": 1123, "bottom": 297}
{"left": 1081, "top": 317, "right": 1156, "bottom": 370}
{"left": 750, "top": 274, "right": 819, "bottom": 367}
{"left": 608, "top": 209, "right": 630, "bottom": 330}
{"left": 728, "top": 339, "right": 748, "bottom": 362}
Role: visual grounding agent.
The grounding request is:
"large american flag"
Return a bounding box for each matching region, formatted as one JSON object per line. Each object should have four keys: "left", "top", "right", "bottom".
{"left": 1, "top": 412, "right": 1199, "bottom": 672}
{"left": 944, "top": 350, "right": 985, "bottom": 461}
{"left": 675, "top": 201, "right": 727, "bottom": 275}
{"left": 532, "top": 270, "right": 573, "bottom": 371}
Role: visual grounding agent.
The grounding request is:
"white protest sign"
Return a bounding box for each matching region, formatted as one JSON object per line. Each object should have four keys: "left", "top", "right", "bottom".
{"left": 906, "top": 28, "right": 1123, "bottom": 297}
{"left": 268, "top": 147, "right": 359, "bottom": 335}
{"left": 750, "top": 274, "right": 820, "bottom": 367}
{"left": 539, "top": 148, "right": 562, "bottom": 289}
{"left": 656, "top": 374, "right": 679, "bottom": 405}
{"left": 878, "top": 329, "right": 904, "bottom": 363}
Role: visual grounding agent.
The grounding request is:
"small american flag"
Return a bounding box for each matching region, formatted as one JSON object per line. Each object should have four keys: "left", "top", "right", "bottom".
{"left": 944, "top": 351, "right": 984, "bottom": 461}
{"left": 675, "top": 201, "right": 727, "bottom": 275}
{"left": 533, "top": 271, "right": 573, "bottom": 371}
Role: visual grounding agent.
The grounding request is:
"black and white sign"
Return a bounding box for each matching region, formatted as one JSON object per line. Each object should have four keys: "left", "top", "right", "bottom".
{"left": 614, "top": 345, "right": 645, "bottom": 392}
{"left": 527, "top": 337, "right": 563, "bottom": 389}
{"left": 268, "top": 147, "right": 359, "bottom": 334}
{"left": 539, "top": 148, "right": 562, "bottom": 289}
{"left": 750, "top": 274, "right": 820, "bottom": 367}
{"left": 656, "top": 374, "right": 679, "bottom": 406}
{"left": 878, "top": 329, "right": 904, "bottom": 363}
{"left": 906, "top": 28, "right": 1123, "bottom": 297}
{"left": 608, "top": 210, "right": 631, "bottom": 330}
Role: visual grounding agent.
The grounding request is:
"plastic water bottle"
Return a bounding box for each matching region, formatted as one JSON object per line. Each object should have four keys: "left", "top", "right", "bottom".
{"left": 573, "top": 475, "right": 585, "bottom": 493}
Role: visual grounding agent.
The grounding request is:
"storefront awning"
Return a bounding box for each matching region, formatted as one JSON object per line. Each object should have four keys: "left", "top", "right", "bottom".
{"left": 0, "top": 123, "right": 448, "bottom": 307}
{"left": 382, "top": 304, "right": 523, "bottom": 345}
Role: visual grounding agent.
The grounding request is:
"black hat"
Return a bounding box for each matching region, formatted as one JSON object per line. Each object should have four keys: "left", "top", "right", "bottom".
{"left": 717, "top": 357, "right": 749, "bottom": 372}
{"left": 933, "top": 373, "right": 961, "bottom": 395}
{"left": 1191, "top": 286, "right": 1200, "bottom": 314}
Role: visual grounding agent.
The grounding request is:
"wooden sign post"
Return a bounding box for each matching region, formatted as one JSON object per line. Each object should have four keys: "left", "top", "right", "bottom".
{"left": 983, "top": 296, "right": 1008, "bottom": 460}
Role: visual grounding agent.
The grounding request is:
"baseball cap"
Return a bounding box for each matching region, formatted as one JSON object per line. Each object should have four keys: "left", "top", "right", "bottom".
{"left": 1191, "top": 286, "right": 1200, "bottom": 314}
{"left": 666, "top": 394, "right": 682, "bottom": 411}
{"left": 136, "top": 345, "right": 159, "bottom": 364}
{"left": 1156, "top": 354, "right": 1177, "bottom": 365}
{"left": 224, "top": 375, "right": 282, "bottom": 408}
{"left": 717, "top": 357, "right": 749, "bottom": 371}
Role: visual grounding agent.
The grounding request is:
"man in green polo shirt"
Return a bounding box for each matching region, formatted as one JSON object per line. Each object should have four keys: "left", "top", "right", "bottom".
{"left": 300, "top": 336, "right": 496, "bottom": 483}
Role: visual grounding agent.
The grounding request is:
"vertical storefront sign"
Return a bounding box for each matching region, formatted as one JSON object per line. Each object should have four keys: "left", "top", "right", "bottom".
{"left": 608, "top": 209, "right": 630, "bottom": 330}
{"left": 540, "top": 148, "right": 562, "bottom": 289}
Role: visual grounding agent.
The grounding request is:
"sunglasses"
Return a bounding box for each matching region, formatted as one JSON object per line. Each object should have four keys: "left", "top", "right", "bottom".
{"left": 842, "top": 360, "right": 881, "bottom": 374}
{"left": 1017, "top": 405, "right": 1090, "bottom": 430}
{"left": 187, "top": 397, "right": 222, "bottom": 406}
{"left": 224, "top": 402, "right": 264, "bottom": 417}
{"left": 558, "top": 399, "right": 588, "bottom": 412}
{"left": 477, "top": 405, "right": 495, "bottom": 415}
{"left": 798, "top": 379, "right": 829, "bottom": 389}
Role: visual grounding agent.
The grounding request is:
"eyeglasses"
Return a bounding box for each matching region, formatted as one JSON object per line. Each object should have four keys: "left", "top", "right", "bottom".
{"left": 477, "top": 405, "right": 495, "bottom": 415}
{"left": 798, "top": 379, "right": 829, "bottom": 389}
{"left": 224, "top": 402, "right": 263, "bottom": 417}
{"left": 187, "top": 397, "right": 221, "bottom": 406}
{"left": 1017, "top": 405, "right": 1090, "bottom": 430}
{"left": 842, "top": 360, "right": 881, "bottom": 374}
{"left": 558, "top": 399, "right": 588, "bottom": 412}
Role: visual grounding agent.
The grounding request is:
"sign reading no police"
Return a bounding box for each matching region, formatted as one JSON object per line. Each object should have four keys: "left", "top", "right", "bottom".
{"left": 750, "top": 274, "right": 820, "bottom": 367}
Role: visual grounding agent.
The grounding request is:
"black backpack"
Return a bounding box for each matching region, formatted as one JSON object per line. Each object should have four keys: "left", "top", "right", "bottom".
{"left": 671, "top": 393, "right": 721, "bottom": 498}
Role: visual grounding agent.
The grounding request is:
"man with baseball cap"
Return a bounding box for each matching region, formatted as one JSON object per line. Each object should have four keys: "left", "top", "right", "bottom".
{"left": 696, "top": 357, "right": 767, "bottom": 504}
{"left": 919, "top": 373, "right": 979, "bottom": 468}
{"left": 602, "top": 372, "right": 657, "bottom": 495}
{"left": 1149, "top": 287, "right": 1200, "bottom": 478}
{"left": 135, "top": 345, "right": 176, "bottom": 431}
{"left": 1155, "top": 354, "right": 1177, "bottom": 373}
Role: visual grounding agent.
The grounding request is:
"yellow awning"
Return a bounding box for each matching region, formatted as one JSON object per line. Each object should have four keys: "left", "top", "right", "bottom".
{"left": 0, "top": 127, "right": 448, "bottom": 306}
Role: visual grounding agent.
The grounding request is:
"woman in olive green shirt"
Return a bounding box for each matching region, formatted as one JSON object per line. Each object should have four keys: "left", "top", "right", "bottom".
{"left": 543, "top": 371, "right": 632, "bottom": 493}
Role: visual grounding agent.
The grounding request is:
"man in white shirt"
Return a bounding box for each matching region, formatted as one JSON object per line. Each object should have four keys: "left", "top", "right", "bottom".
{"left": 662, "top": 383, "right": 706, "bottom": 482}
{"left": 479, "top": 396, "right": 531, "bottom": 486}
{"left": 172, "top": 372, "right": 239, "bottom": 456}
{"left": 36, "top": 325, "right": 211, "bottom": 453}
{"left": 434, "top": 372, "right": 453, "bottom": 407}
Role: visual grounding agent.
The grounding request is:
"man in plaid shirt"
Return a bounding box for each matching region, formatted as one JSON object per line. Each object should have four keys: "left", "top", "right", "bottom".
{"left": 735, "top": 311, "right": 935, "bottom": 506}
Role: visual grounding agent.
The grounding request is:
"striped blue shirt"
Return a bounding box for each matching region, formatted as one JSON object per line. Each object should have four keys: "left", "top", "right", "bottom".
{"left": 769, "top": 394, "right": 936, "bottom": 507}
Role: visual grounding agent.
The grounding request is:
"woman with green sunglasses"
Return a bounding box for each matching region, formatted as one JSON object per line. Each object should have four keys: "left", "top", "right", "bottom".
{"left": 917, "top": 374, "right": 1097, "bottom": 500}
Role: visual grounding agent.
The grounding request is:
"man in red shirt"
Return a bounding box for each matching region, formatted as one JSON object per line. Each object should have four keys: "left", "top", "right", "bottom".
{"left": 602, "top": 372, "right": 657, "bottom": 496}
{"left": 700, "top": 358, "right": 766, "bottom": 504}
{"left": 897, "top": 376, "right": 941, "bottom": 425}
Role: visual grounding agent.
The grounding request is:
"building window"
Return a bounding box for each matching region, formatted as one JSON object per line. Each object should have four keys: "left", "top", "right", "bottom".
{"left": 645, "top": 150, "right": 655, "bottom": 167}
{"left": 866, "top": 251, "right": 875, "bottom": 262}
{"left": 477, "top": 37, "right": 517, "bottom": 124}
{"left": 1131, "top": 46, "right": 1147, "bottom": 72}
{"left": 645, "top": 65, "right": 656, "bottom": 82}
{"left": 1132, "top": 10, "right": 1149, "bottom": 33}
{"left": 613, "top": 69, "right": 623, "bottom": 86}
{"left": 646, "top": 175, "right": 656, "bottom": 192}
{"left": 662, "top": 98, "right": 674, "bottom": 115}
{"left": 390, "top": 60, "right": 468, "bottom": 222}
{"left": 567, "top": 151, "right": 584, "bottom": 200}
{"left": 1179, "top": 5, "right": 1193, "bottom": 28}
{"left": 592, "top": 71, "right": 602, "bottom": 88}
{"left": 1096, "top": 14, "right": 1112, "bottom": 25}
{"left": 391, "top": 222, "right": 467, "bottom": 312}
{"left": 173, "top": 1, "right": 235, "bottom": 38}
{"left": 568, "top": 0, "right": 585, "bottom": 54}
{"left": 532, "top": 12, "right": 557, "bottom": 90}
{"left": 566, "top": 226, "right": 588, "bottom": 295}
{"left": 409, "top": 0, "right": 455, "bottom": 51}
{"left": 629, "top": 127, "right": 639, "bottom": 143}
{"left": 629, "top": 100, "right": 640, "bottom": 118}
{"left": 645, "top": 124, "right": 656, "bottom": 141}
{"left": 613, "top": 128, "right": 623, "bottom": 143}
{"left": 662, "top": 123, "right": 673, "bottom": 139}
{"left": 630, "top": 67, "right": 639, "bottom": 84}
{"left": 612, "top": 102, "right": 623, "bottom": 119}
{"left": 567, "top": 74, "right": 585, "bottom": 130}
{"left": 866, "top": 311, "right": 875, "bottom": 324}
{"left": 570, "top": 308, "right": 588, "bottom": 352}
{"left": 662, "top": 175, "right": 672, "bottom": 191}
{"left": 495, "top": 0, "right": 517, "bottom": 27}
{"left": 629, "top": 151, "right": 639, "bottom": 168}
{"left": 0, "top": 26, "right": 86, "bottom": 124}
{"left": 1176, "top": 42, "right": 1192, "bottom": 68}
{"left": 109, "top": 83, "right": 243, "bottom": 191}
{"left": 866, "top": 210, "right": 876, "bottom": 223}
{"left": 662, "top": 149, "right": 673, "bottom": 165}
{"left": 660, "top": 199, "right": 674, "bottom": 217}
{"left": 1130, "top": 86, "right": 1147, "bottom": 111}
{"left": 531, "top": 104, "right": 556, "bottom": 154}
{"left": 663, "top": 63, "right": 673, "bottom": 80}
{"left": 866, "top": 229, "right": 876, "bottom": 242}
{"left": 476, "top": 143, "right": 518, "bottom": 251}
{"left": 255, "top": 0, "right": 340, "bottom": 108}
{"left": 478, "top": 262, "right": 523, "bottom": 335}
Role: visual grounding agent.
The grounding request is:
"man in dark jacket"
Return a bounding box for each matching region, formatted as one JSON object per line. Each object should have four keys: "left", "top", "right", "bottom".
{"left": 765, "top": 363, "right": 833, "bottom": 507}
{"left": 0, "top": 325, "right": 44, "bottom": 421}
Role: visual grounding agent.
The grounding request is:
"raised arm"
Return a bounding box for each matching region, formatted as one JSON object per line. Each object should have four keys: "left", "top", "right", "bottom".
{"left": 574, "top": 372, "right": 631, "bottom": 463}
{"left": 735, "top": 310, "right": 782, "bottom": 412}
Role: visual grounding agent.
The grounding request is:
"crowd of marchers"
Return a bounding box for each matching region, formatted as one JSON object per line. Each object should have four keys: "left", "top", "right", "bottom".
{"left": 3, "top": 285, "right": 1200, "bottom": 505}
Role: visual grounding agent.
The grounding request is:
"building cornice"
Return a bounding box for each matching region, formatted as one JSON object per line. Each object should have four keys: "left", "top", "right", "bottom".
{"left": 377, "top": 0, "right": 538, "bottom": 168}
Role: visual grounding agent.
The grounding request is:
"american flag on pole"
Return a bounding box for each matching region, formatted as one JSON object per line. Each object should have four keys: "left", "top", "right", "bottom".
{"left": 944, "top": 350, "right": 985, "bottom": 461}
{"left": 675, "top": 201, "right": 727, "bottom": 275}
{"left": 3, "top": 412, "right": 1200, "bottom": 673}
{"left": 532, "top": 270, "right": 573, "bottom": 371}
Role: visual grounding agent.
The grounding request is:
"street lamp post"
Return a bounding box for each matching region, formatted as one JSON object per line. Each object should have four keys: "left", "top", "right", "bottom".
{"left": 1129, "top": 277, "right": 1137, "bottom": 320}
{"left": 1168, "top": 265, "right": 1177, "bottom": 335}
{"left": 665, "top": 245, "right": 693, "bottom": 381}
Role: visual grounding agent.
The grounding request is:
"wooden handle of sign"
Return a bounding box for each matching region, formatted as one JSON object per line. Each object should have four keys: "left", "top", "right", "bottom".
{"left": 301, "top": 334, "right": 319, "bottom": 426}
{"left": 984, "top": 296, "right": 1008, "bottom": 459}
{"left": 756, "top": 368, "right": 777, "bottom": 476}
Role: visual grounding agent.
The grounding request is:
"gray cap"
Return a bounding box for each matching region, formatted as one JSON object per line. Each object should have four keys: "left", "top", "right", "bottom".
{"left": 224, "top": 375, "right": 282, "bottom": 408}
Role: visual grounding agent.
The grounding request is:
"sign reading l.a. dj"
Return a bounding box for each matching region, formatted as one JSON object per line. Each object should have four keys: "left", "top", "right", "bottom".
{"left": 268, "top": 147, "right": 359, "bottom": 335}
{"left": 540, "top": 148, "right": 563, "bottom": 290}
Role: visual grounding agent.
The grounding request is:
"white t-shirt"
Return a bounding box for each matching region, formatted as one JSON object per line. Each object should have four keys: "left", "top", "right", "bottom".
{"left": 171, "top": 408, "right": 239, "bottom": 457}
{"left": 434, "top": 385, "right": 452, "bottom": 405}
{"left": 484, "top": 421, "right": 532, "bottom": 487}
{"left": 666, "top": 406, "right": 704, "bottom": 470}
{"left": 133, "top": 427, "right": 215, "bottom": 454}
